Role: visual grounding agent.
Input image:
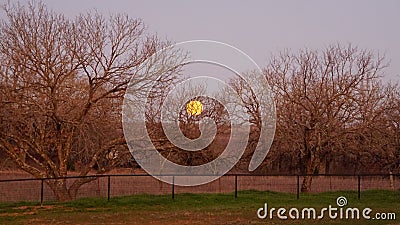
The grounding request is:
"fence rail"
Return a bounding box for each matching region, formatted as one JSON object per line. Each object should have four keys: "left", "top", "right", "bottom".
{"left": 0, "top": 173, "right": 399, "bottom": 203}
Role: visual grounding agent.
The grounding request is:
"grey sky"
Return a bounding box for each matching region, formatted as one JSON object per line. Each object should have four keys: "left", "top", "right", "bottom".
{"left": 2, "top": 0, "right": 400, "bottom": 81}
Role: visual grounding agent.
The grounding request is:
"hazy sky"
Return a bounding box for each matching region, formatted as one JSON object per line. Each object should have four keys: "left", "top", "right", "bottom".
{"left": 2, "top": 0, "right": 400, "bottom": 81}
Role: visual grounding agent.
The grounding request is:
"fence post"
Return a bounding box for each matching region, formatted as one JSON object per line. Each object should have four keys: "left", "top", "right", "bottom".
{"left": 357, "top": 175, "right": 361, "bottom": 200}
{"left": 389, "top": 172, "right": 395, "bottom": 191}
{"left": 296, "top": 175, "right": 300, "bottom": 199}
{"left": 172, "top": 176, "right": 175, "bottom": 200}
{"left": 107, "top": 175, "right": 111, "bottom": 201}
{"left": 40, "top": 178, "right": 44, "bottom": 206}
{"left": 235, "top": 175, "right": 238, "bottom": 198}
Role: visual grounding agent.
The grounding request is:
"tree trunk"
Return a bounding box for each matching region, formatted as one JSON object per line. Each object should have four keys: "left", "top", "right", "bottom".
{"left": 47, "top": 176, "right": 99, "bottom": 201}
{"left": 301, "top": 175, "right": 313, "bottom": 193}
{"left": 301, "top": 147, "right": 320, "bottom": 192}
{"left": 48, "top": 179, "right": 73, "bottom": 201}
{"left": 319, "top": 157, "right": 326, "bottom": 174}
{"left": 301, "top": 153, "right": 314, "bottom": 192}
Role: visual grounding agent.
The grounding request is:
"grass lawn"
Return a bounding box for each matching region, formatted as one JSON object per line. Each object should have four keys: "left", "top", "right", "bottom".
{"left": 0, "top": 190, "right": 399, "bottom": 224}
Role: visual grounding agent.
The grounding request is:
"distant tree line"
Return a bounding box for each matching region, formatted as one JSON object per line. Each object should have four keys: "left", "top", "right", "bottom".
{"left": 259, "top": 45, "right": 400, "bottom": 191}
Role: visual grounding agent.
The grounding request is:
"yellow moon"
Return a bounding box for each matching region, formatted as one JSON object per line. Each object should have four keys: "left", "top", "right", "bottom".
{"left": 186, "top": 100, "right": 203, "bottom": 116}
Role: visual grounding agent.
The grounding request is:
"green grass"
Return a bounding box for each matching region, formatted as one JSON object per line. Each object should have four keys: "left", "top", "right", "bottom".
{"left": 0, "top": 190, "right": 399, "bottom": 224}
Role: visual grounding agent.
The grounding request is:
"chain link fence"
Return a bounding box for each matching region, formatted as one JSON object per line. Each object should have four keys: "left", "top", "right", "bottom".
{"left": 0, "top": 173, "right": 399, "bottom": 203}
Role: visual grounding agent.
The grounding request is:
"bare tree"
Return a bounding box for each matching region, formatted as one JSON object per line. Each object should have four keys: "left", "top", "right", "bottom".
{"left": 264, "top": 44, "right": 387, "bottom": 192}
{"left": 376, "top": 84, "right": 400, "bottom": 174}
{"left": 0, "top": 2, "right": 184, "bottom": 200}
{"left": 220, "top": 72, "right": 276, "bottom": 172}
